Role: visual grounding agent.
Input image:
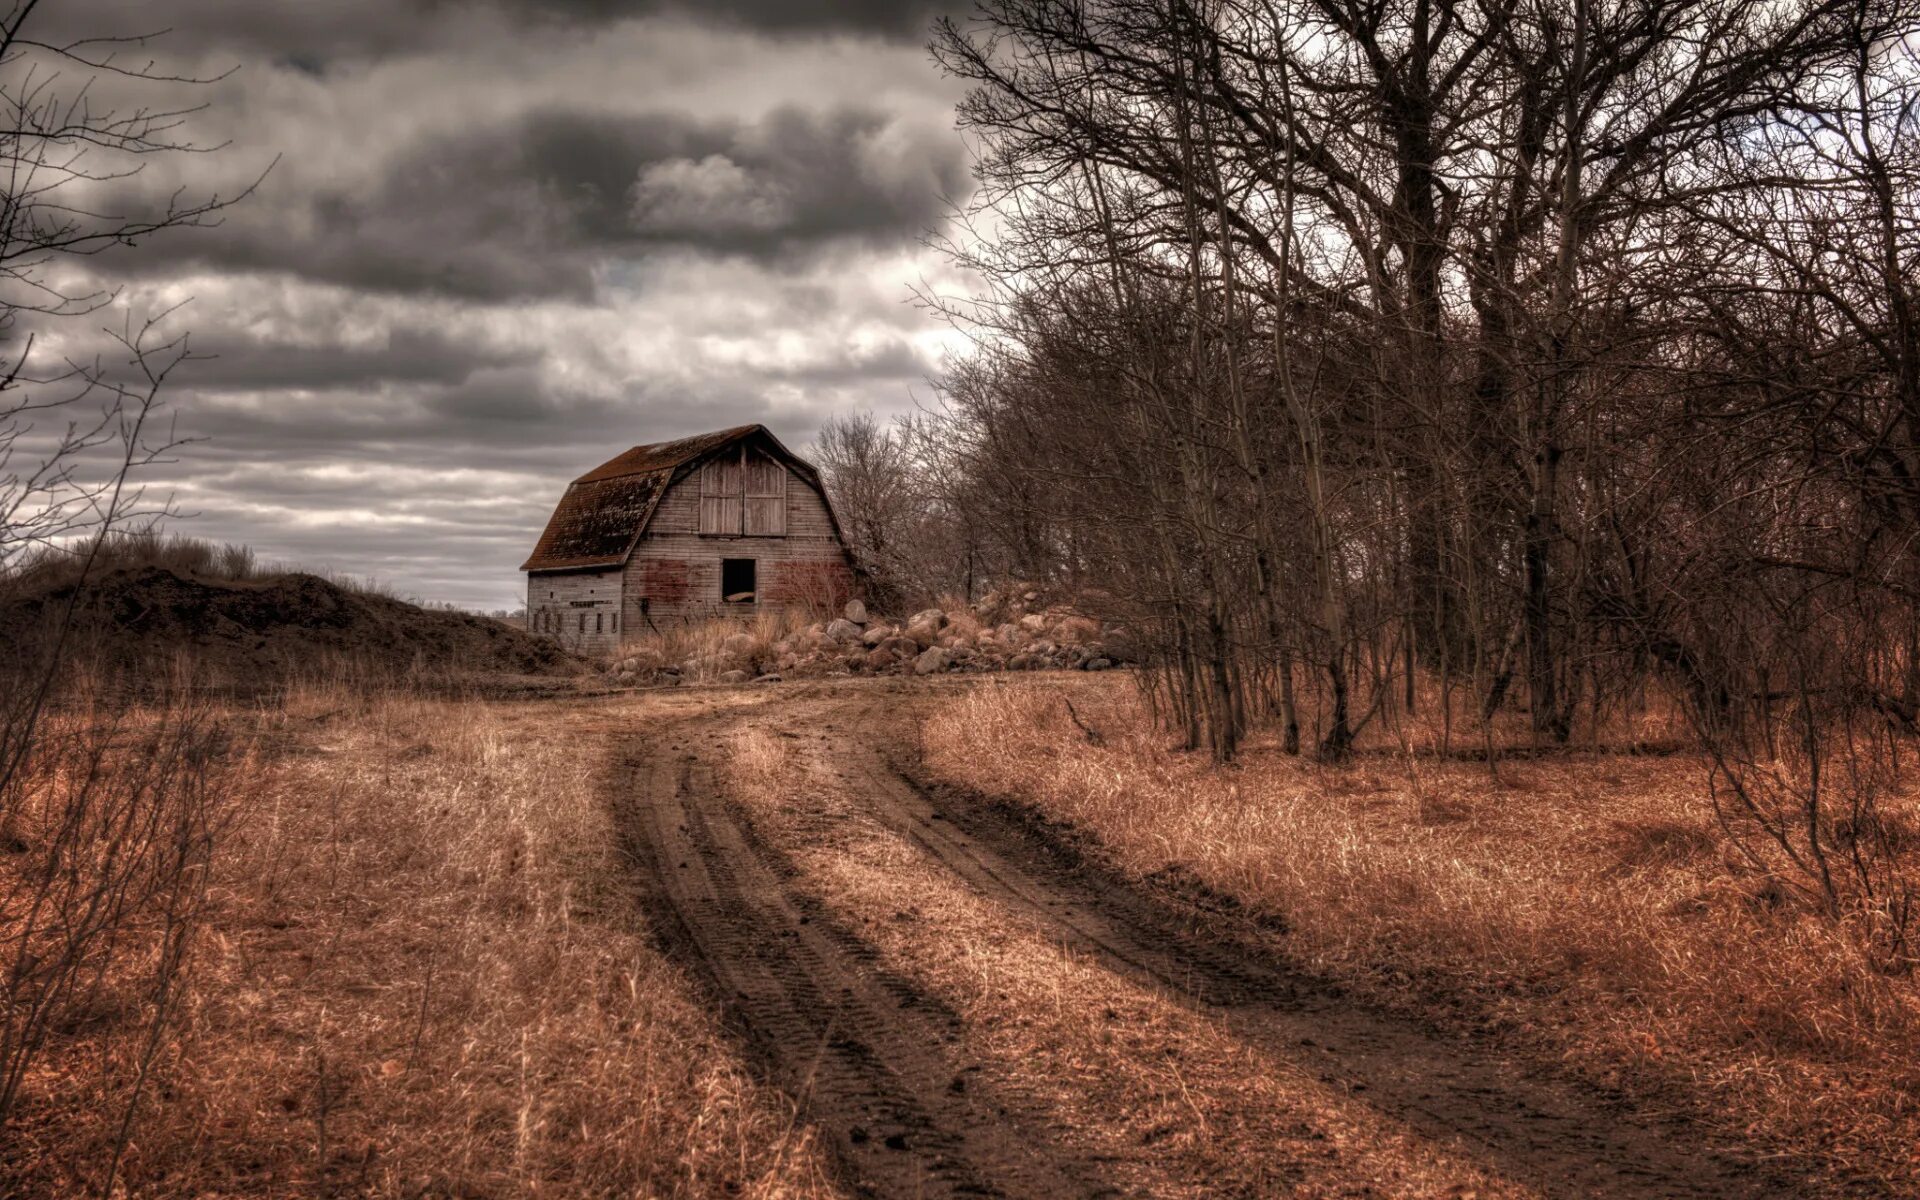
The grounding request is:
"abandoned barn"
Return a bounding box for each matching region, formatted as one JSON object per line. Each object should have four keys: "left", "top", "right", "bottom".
{"left": 521, "top": 424, "right": 857, "bottom": 653}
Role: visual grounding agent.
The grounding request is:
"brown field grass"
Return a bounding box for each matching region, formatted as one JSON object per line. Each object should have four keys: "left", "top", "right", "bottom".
{"left": 614, "top": 609, "right": 817, "bottom": 679}
{"left": 719, "top": 721, "right": 1526, "bottom": 1198}
{"left": 16, "top": 661, "right": 1918, "bottom": 1194}
{"left": 921, "top": 676, "right": 1920, "bottom": 1189}
{"left": 2, "top": 530, "right": 402, "bottom": 599}
{"left": 3, "top": 683, "right": 839, "bottom": 1198}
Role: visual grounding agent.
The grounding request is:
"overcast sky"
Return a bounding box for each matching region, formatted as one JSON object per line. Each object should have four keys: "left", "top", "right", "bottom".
{"left": 44, "top": 0, "right": 974, "bottom": 609}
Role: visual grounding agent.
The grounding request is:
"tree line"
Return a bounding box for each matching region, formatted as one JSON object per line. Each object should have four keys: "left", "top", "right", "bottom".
{"left": 815, "top": 0, "right": 1920, "bottom": 968}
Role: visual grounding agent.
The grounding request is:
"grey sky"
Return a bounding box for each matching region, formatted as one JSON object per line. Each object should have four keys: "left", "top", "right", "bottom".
{"left": 48, "top": 0, "right": 972, "bottom": 609}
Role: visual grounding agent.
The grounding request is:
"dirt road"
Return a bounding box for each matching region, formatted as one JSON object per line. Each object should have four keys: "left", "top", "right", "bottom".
{"left": 609, "top": 678, "right": 1794, "bottom": 1199}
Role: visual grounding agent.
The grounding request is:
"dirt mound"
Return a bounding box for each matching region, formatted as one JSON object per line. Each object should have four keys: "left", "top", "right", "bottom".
{"left": 1, "top": 565, "right": 581, "bottom": 686}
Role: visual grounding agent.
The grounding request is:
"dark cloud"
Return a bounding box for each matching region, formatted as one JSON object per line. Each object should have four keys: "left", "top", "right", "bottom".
{"left": 172, "top": 375, "right": 779, "bottom": 470}
{"left": 767, "top": 336, "right": 930, "bottom": 385}
{"left": 31, "top": 0, "right": 955, "bottom": 69}
{"left": 148, "top": 333, "right": 792, "bottom": 476}
{"left": 186, "top": 329, "right": 540, "bottom": 392}
{"left": 526, "top": 0, "right": 954, "bottom": 38}
{"left": 622, "top": 107, "right": 967, "bottom": 248}
{"left": 117, "top": 105, "right": 968, "bottom": 300}
{"left": 28, "top": 1, "right": 451, "bottom": 67}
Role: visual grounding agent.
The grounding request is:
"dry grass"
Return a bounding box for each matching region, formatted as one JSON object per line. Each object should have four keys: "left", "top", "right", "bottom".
{"left": 0, "top": 673, "right": 251, "bottom": 1194}
{"left": 928, "top": 595, "right": 986, "bottom": 641}
{"left": 617, "top": 608, "right": 817, "bottom": 679}
{"left": 2, "top": 530, "right": 404, "bottom": 600}
{"left": 720, "top": 722, "right": 1524, "bottom": 1198}
{"left": 5, "top": 684, "right": 839, "bottom": 1198}
{"left": 922, "top": 677, "right": 1920, "bottom": 1190}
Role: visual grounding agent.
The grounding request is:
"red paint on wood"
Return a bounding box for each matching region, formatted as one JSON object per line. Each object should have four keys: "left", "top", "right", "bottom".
{"left": 635, "top": 558, "right": 691, "bottom": 602}
{"left": 764, "top": 560, "right": 854, "bottom": 608}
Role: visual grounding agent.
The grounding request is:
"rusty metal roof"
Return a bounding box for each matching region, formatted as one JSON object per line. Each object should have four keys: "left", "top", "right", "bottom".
{"left": 519, "top": 471, "right": 669, "bottom": 572}
{"left": 572, "top": 425, "right": 761, "bottom": 484}
{"left": 521, "top": 424, "right": 813, "bottom": 573}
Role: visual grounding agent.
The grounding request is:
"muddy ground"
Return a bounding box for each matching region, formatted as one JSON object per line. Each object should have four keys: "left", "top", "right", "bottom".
{"left": 603, "top": 676, "right": 1808, "bottom": 1199}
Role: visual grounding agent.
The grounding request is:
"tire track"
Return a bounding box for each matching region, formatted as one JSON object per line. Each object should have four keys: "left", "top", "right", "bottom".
{"left": 610, "top": 722, "right": 1115, "bottom": 1200}
{"left": 822, "top": 724, "right": 1795, "bottom": 1200}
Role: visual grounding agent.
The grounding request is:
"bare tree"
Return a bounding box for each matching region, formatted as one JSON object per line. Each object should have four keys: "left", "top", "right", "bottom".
{"left": 814, "top": 412, "right": 925, "bottom": 610}
{"left": 0, "top": 0, "right": 250, "bottom": 1158}
{"left": 913, "top": 0, "right": 1920, "bottom": 964}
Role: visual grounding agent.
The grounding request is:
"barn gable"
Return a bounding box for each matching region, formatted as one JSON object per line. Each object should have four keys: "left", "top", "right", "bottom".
{"left": 622, "top": 441, "right": 853, "bottom": 620}
{"left": 520, "top": 424, "right": 839, "bottom": 574}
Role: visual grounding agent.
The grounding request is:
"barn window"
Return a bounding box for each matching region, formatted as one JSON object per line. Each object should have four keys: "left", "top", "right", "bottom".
{"left": 612, "top": 612, "right": 619, "bottom": 634}
{"left": 595, "top": 612, "right": 603, "bottom": 633}
{"left": 578, "top": 612, "right": 586, "bottom": 634}
{"left": 721, "top": 558, "right": 756, "bottom": 603}
{"left": 700, "top": 446, "right": 786, "bottom": 536}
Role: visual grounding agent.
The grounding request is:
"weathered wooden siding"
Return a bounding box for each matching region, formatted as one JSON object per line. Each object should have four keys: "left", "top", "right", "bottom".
{"left": 526, "top": 568, "right": 624, "bottom": 655}
{"left": 698, "top": 456, "right": 744, "bottom": 536}
{"left": 744, "top": 452, "right": 787, "bottom": 535}
{"left": 623, "top": 454, "right": 852, "bottom": 629}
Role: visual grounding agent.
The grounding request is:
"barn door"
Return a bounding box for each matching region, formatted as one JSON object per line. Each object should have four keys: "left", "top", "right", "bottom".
{"left": 699, "top": 456, "right": 743, "bottom": 535}
{"left": 744, "top": 452, "right": 787, "bottom": 536}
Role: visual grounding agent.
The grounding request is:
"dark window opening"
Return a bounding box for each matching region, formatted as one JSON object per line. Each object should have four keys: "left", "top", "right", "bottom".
{"left": 722, "top": 558, "right": 756, "bottom": 604}
{"left": 578, "top": 612, "right": 586, "bottom": 634}
{"left": 595, "top": 612, "right": 603, "bottom": 633}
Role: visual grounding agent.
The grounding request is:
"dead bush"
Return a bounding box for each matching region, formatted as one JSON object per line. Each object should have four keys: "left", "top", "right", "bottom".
{"left": 0, "top": 662, "right": 245, "bottom": 1192}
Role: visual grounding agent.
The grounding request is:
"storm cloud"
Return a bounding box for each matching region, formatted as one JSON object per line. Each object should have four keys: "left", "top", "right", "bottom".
{"left": 36, "top": 0, "right": 959, "bottom": 66}
{"left": 31, "top": 0, "right": 975, "bottom": 608}
{"left": 125, "top": 105, "right": 968, "bottom": 301}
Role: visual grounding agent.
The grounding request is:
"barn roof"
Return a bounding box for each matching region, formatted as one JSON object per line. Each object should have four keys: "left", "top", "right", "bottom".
{"left": 520, "top": 424, "right": 821, "bottom": 573}
{"left": 573, "top": 425, "right": 761, "bottom": 484}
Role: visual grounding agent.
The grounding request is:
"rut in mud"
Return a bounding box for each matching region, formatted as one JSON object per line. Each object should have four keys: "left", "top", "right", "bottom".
{"left": 610, "top": 680, "right": 1800, "bottom": 1200}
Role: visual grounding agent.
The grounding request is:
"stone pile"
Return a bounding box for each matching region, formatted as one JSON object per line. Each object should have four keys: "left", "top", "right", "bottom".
{"left": 604, "top": 588, "right": 1133, "bottom": 686}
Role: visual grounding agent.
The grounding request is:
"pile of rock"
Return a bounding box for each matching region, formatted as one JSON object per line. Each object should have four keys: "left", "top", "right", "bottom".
{"left": 779, "top": 593, "right": 1130, "bottom": 679}
{"left": 604, "top": 590, "right": 1133, "bottom": 686}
